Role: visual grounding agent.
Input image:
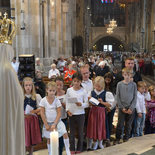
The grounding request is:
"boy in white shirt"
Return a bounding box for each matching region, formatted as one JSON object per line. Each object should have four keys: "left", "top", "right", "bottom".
{"left": 135, "top": 81, "right": 147, "bottom": 136}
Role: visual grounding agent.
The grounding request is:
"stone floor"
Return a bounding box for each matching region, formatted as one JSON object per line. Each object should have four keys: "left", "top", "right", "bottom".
{"left": 33, "top": 73, "right": 155, "bottom": 155}
{"left": 33, "top": 134, "right": 155, "bottom": 155}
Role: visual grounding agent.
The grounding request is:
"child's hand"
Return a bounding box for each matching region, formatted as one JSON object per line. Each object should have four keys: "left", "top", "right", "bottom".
{"left": 30, "top": 110, "right": 36, "bottom": 114}
{"left": 50, "top": 124, "right": 56, "bottom": 131}
{"left": 122, "top": 108, "right": 127, "bottom": 113}
{"left": 138, "top": 113, "right": 142, "bottom": 118}
{"left": 98, "top": 98, "right": 103, "bottom": 104}
{"left": 67, "top": 111, "right": 73, "bottom": 117}
{"left": 75, "top": 102, "right": 82, "bottom": 106}
{"left": 61, "top": 102, "right": 66, "bottom": 109}
{"left": 127, "top": 109, "right": 132, "bottom": 114}
{"left": 45, "top": 124, "right": 50, "bottom": 131}
{"left": 107, "top": 107, "right": 111, "bottom": 112}
{"left": 88, "top": 97, "right": 91, "bottom": 100}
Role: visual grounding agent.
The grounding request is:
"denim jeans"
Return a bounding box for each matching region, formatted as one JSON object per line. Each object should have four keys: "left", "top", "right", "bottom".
{"left": 135, "top": 113, "right": 145, "bottom": 137}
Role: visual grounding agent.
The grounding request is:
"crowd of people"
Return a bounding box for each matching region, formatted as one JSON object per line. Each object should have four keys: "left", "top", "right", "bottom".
{"left": 21, "top": 51, "right": 155, "bottom": 155}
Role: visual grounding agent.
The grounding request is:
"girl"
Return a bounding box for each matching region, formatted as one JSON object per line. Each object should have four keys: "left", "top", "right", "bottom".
{"left": 22, "top": 77, "right": 42, "bottom": 155}
{"left": 56, "top": 76, "right": 68, "bottom": 155}
{"left": 66, "top": 72, "right": 89, "bottom": 154}
{"left": 87, "top": 76, "right": 114, "bottom": 150}
{"left": 104, "top": 72, "right": 116, "bottom": 146}
{"left": 39, "top": 82, "right": 70, "bottom": 155}
{"left": 145, "top": 85, "right": 155, "bottom": 134}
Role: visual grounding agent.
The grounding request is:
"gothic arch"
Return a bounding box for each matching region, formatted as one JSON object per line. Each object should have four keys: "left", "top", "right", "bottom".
{"left": 91, "top": 34, "right": 128, "bottom": 51}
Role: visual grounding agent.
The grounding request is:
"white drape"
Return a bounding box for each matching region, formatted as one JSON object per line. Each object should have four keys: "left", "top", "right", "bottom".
{"left": 0, "top": 44, "right": 25, "bottom": 155}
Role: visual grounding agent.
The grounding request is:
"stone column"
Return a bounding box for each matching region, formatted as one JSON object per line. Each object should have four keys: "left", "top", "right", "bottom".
{"left": 56, "top": 0, "right": 63, "bottom": 56}
{"left": 50, "top": 0, "right": 57, "bottom": 58}
{"left": 151, "top": 0, "right": 155, "bottom": 51}
{"left": 62, "top": 2, "right": 69, "bottom": 57}
{"left": 142, "top": 0, "right": 146, "bottom": 52}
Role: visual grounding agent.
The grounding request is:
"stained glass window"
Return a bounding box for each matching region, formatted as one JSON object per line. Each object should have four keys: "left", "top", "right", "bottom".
{"left": 101, "top": 0, "right": 114, "bottom": 3}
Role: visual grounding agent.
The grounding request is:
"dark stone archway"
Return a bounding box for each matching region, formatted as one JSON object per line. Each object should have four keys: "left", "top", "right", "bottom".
{"left": 93, "top": 36, "right": 126, "bottom": 51}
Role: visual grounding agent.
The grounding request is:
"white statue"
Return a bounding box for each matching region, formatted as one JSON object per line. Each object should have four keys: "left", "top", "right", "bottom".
{"left": 0, "top": 43, "right": 25, "bottom": 155}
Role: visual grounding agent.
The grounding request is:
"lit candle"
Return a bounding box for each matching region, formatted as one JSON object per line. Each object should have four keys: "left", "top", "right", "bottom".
{"left": 50, "top": 130, "right": 59, "bottom": 155}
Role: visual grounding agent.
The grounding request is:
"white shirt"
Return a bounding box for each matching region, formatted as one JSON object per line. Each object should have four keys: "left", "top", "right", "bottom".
{"left": 57, "top": 60, "right": 66, "bottom": 71}
{"left": 81, "top": 79, "right": 93, "bottom": 96}
{"left": 11, "top": 61, "right": 19, "bottom": 73}
{"left": 39, "top": 97, "right": 61, "bottom": 123}
{"left": 136, "top": 91, "right": 146, "bottom": 113}
{"left": 48, "top": 68, "right": 60, "bottom": 79}
{"left": 66, "top": 87, "right": 89, "bottom": 115}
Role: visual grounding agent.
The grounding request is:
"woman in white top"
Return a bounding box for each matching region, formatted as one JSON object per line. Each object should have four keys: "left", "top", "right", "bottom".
{"left": 48, "top": 63, "right": 60, "bottom": 79}
{"left": 66, "top": 72, "right": 89, "bottom": 154}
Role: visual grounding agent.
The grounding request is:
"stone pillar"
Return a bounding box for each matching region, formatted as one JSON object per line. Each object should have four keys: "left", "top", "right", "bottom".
{"left": 151, "top": 0, "right": 155, "bottom": 51}
{"left": 62, "top": 2, "right": 69, "bottom": 57}
{"left": 56, "top": 0, "right": 63, "bottom": 56}
{"left": 50, "top": 0, "right": 57, "bottom": 58}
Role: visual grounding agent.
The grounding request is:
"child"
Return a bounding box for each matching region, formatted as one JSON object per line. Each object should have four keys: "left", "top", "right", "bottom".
{"left": 22, "top": 77, "right": 42, "bottom": 155}
{"left": 66, "top": 72, "right": 89, "bottom": 154}
{"left": 87, "top": 76, "right": 114, "bottom": 150}
{"left": 56, "top": 76, "right": 67, "bottom": 125}
{"left": 115, "top": 68, "right": 137, "bottom": 143}
{"left": 135, "top": 81, "right": 146, "bottom": 136}
{"left": 39, "top": 82, "right": 70, "bottom": 155}
{"left": 104, "top": 72, "right": 116, "bottom": 146}
{"left": 56, "top": 76, "right": 68, "bottom": 155}
{"left": 145, "top": 85, "right": 155, "bottom": 134}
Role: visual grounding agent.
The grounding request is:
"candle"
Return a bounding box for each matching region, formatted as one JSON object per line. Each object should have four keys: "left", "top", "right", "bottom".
{"left": 50, "top": 130, "right": 59, "bottom": 155}
{"left": 0, "top": 12, "right": 2, "bottom": 16}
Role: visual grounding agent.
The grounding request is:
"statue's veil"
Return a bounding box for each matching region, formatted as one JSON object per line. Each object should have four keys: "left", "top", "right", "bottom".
{"left": 0, "top": 43, "right": 25, "bottom": 155}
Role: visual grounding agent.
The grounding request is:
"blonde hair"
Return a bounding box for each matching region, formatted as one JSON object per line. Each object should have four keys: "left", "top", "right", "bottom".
{"left": 122, "top": 67, "right": 133, "bottom": 74}
{"left": 51, "top": 63, "right": 56, "bottom": 68}
{"left": 137, "top": 81, "right": 146, "bottom": 88}
{"left": 148, "top": 85, "right": 155, "bottom": 93}
{"left": 94, "top": 76, "right": 105, "bottom": 90}
{"left": 46, "top": 81, "right": 57, "bottom": 90}
{"left": 22, "top": 77, "right": 36, "bottom": 100}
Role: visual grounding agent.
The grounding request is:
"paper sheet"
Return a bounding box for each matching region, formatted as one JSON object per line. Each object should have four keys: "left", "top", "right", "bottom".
{"left": 89, "top": 97, "right": 100, "bottom": 105}
{"left": 67, "top": 97, "right": 78, "bottom": 103}
{"left": 67, "top": 97, "right": 82, "bottom": 113}
{"left": 25, "top": 105, "right": 34, "bottom": 114}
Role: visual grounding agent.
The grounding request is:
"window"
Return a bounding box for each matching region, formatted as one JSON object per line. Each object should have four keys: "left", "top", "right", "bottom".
{"left": 101, "top": 0, "right": 114, "bottom": 4}
{"left": 103, "top": 45, "right": 112, "bottom": 51}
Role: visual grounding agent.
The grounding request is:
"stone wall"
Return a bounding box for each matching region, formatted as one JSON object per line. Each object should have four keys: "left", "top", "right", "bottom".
{"left": 10, "top": 0, "right": 76, "bottom": 59}
{"left": 128, "top": 0, "right": 155, "bottom": 52}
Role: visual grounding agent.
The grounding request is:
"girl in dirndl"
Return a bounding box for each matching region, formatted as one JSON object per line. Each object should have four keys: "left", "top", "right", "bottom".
{"left": 22, "top": 77, "right": 42, "bottom": 155}
{"left": 87, "top": 76, "right": 114, "bottom": 150}
{"left": 145, "top": 85, "right": 155, "bottom": 134}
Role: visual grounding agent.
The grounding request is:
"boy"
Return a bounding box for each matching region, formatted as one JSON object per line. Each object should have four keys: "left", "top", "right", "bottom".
{"left": 115, "top": 68, "right": 137, "bottom": 143}
{"left": 135, "top": 81, "right": 146, "bottom": 137}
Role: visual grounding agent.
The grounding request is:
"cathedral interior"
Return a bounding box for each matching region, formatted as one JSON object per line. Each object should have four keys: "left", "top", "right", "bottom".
{"left": 0, "top": 0, "right": 155, "bottom": 59}
{"left": 0, "top": 0, "right": 155, "bottom": 155}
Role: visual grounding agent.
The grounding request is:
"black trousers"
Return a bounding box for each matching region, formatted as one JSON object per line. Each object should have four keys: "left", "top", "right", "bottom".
{"left": 116, "top": 109, "right": 135, "bottom": 140}
{"left": 69, "top": 114, "right": 85, "bottom": 151}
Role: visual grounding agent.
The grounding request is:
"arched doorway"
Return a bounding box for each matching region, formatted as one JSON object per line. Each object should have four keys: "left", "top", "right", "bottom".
{"left": 92, "top": 36, "right": 126, "bottom": 51}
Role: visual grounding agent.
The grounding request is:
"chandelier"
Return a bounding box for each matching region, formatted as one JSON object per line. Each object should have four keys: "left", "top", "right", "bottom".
{"left": 107, "top": 27, "right": 113, "bottom": 34}
{"left": 109, "top": 19, "right": 117, "bottom": 28}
